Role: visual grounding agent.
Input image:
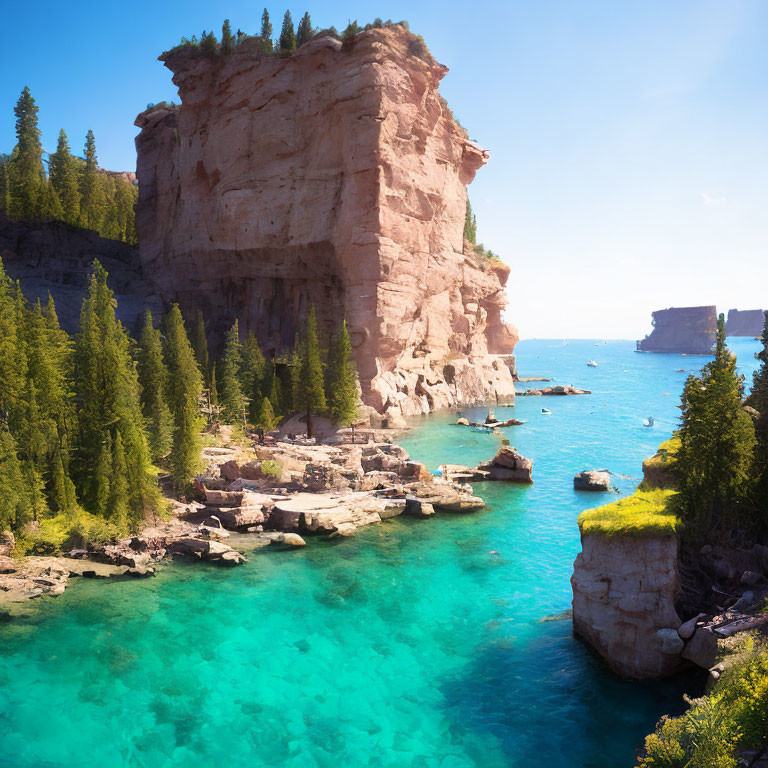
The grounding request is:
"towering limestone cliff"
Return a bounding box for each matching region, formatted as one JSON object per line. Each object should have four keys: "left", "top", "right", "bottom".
{"left": 134, "top": 26, "right": 518, "bottom": 420}
{"left": 726, "top": 308, "right": 764, "bottom": 337}
{"left": 636, "top": 306, "right": 716, "bottom": 355}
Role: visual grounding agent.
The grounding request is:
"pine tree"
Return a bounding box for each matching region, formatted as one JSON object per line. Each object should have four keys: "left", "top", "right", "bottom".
{"left": 256, "top": 396, "right": 276, "bottom": 431}
{"left": 464, "top": 198, "right": 477, "bottom": 244}
{"left": 74, "top": 260, "right": 158, "bottom": 528}
{"left": 221, "top": 19, "right": 235, "bottom": 53}
{"left": 0, "top": 261, "right": 28, "bottom": 431}
{"left": 279, "top": 10, "right": 296, "bottom": 52}
{"left": 296, "top": 12, "right": 313, "bottom": 47}
{"left": 267, "top": 361, "right": 285, "bottom": 418}
{"left": 210, "top": 362, "right": 219, "bottom": 408}
{"left": 675, "top": 314, "right": 756, "bottom": 537}
{"left": 241, "top": 331, "right": 266, "bottom": 421}
{"left": 326, "top": 319, "right": 358, "bottom": 426}
{"left": 192, "top": 309, "right": 210, "bottom": 383}
{"left": 200, "top": 30, "right": 218, "bottom": 56}
{"left": 137, "top": 310, "right": 173, "bottom": 463}
{"left": 40, "top": 182, "right": 64, "bottom": 221}
{"left": 292, "top": 305, "right": 326, "bottom": 438}
{"left": 49, "top": 129, "right": 80, "bottom": 225}
{"left": 0, "top": 428, "right": 33, "bottom": 530}
{"left": 0, "top": 154, "right": 10, "bottom": 215}
{"left": 261, "top": 8, "right": 273, "bottom": 40}
{"left": 163, "top": 304, "right": 203, "bottom": 489}
{"left": 79, "top": 130, "right": 105, "bottom": 231}
{"left": 219, "top": 320, "right": 245, "bottom": 423}
{"left": 750, "top": 311, "right": 768, "bottom": 513}
{"left": 109, "top": 431, "right": 129, "bottom": 531}
{"left": 8, "top": 87, "right": 44, "bottom": 220}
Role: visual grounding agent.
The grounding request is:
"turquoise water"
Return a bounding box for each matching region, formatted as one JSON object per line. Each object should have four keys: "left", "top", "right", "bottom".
{"left": 0, "top": 339, "right": 761, "bottom": 768}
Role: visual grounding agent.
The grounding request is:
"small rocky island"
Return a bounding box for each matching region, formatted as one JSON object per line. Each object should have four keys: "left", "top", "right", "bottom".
{"left": 726, "top": 308, "right": 765, "bottom": 337}
{"left": 636, "top": 305, "right": 717, "bottom": 354}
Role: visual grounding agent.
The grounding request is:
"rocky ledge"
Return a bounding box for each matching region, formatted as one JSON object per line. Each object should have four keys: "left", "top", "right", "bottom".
{"left": 1, "top": 430, "right": 487, "bottom": 618}
{"left": 517, "top": 385, "right": 591, "bottom": 396}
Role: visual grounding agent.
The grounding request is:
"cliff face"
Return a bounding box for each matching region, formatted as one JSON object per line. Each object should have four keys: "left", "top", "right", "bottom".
{"left": 637, "top": 306, "right": 716, "bottom": 355}
{"left": 0, "top": 214, "right": 162, "bottom": 334}
{"left": 571, "top": 533, "right": 684, "bottom": 679}
{"left": 726, "top": 308, "right": 764, "bottom": 337}
{"left": 134, "top": 27, "right": 518, "bottom": 419}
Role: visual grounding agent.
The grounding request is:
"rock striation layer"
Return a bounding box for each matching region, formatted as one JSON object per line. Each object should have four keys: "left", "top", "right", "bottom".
{"left": 134, "top": 26, "right": 518, "bottom": 419}
{"left": 726, "top": 308, "right": 764, "bottom": 337}
{"left": 571, "top": 532, "right": 684, "bottom": 678}
{"left": 0, "top": 214, "right": 162, "bottom": 333}
{"left": 636, "top": 306, "right": 716, "bottom": 355}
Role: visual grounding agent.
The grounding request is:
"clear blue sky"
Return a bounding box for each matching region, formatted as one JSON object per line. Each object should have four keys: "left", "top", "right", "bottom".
{"left": 1, "top": 0, "right": 766, "bottom": 338}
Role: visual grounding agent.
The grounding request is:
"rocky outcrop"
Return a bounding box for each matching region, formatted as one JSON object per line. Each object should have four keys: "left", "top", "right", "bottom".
{"left": 0, "top": 214, "right": 163, "bottom": 333}
{"left": 573, "top": 470, "right": 612, "bottom": 492}
{"left": 726, "top": 308, "right": 765, "bottom": 337}
{"left": 571, "top": 533, "right": 684, "bottom": 678}
{"left": 636, "top": 306, "right": 717, "bottom": 354}
{"left": 134, "top": 26, "right": 518, "bottom": 419}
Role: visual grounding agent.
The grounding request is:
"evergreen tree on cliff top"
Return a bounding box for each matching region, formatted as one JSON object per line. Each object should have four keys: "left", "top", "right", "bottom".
{"left": 675, "top": 314, "right": 756, "bottom": 537}
{"left": 49, "top": 129, "right": 80, "bottom": 226}
{"left": 74, "top": 260, "right": 158, "bottom": 529}
{"left": 137, "top": 310, "right": 173, "bottom": 464}
{"left": 749, "top": 311, "right": 768, "bottom": 516}
{"left": 279, "top": 10, "right": 296, "bottom": 51}
{"left": 326, "top": 319, "right": 358, "bottom": 426}
{"left": 221, "top": 19, "right": 235, "bottom": 53}
{"left": 163, "top": 304, "right": 203, "bottom": 489}
{"left": 296, "top": 12, "right": 313, "bottom": 47}
{"left": 261, "top": 8, "right": 273, "bottom": 39}
{"left": 292, "top": 305, "right": 326, "bottom": 438}
{"left": 219, "top": 320, "right": 245, "bottom": 424}
{"left": 79, "top": 130, "right": 105, "bottom": 232}
{"left": 8, "top": 87, "right": 44, "bottom": 220}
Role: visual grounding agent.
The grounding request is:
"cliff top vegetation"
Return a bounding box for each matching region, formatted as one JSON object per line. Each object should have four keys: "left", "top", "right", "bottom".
{"left": 161, "top": 11, "right": 431, "bottom": 64}
{"left": 578, "top": 487, "right": 678, "bottom": 538}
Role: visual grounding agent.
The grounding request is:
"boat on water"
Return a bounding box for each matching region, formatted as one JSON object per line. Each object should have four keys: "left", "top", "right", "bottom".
{"left": 587, "top": 360, "right": 598, "bottom": 367}
{"left": 643, "top": 416, "right": 655, "bottom": 427}
{"left": 541, "top": 408, "right": 552, "bottom": 415}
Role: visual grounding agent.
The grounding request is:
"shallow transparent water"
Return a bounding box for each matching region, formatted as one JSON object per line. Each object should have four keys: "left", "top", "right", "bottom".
{"left": 0, "top": 339, "right": 761, "bottom": 768}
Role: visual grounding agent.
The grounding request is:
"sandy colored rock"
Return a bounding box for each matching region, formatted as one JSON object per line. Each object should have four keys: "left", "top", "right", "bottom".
{"left": 134, "top": 27, "right": 517, "bottom": 419}
{"left": 571, "top": 532, "right": 684, "bottom": 679}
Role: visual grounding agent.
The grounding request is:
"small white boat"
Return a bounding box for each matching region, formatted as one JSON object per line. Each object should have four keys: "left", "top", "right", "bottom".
{"left": 541, "top": 408, "right": 552, "bottom": 415}
{"left": 587, "top": 360, "right": 598, "bottom": 367}
{"left": 643, "top": 416, "right": 655, "bottom": 427}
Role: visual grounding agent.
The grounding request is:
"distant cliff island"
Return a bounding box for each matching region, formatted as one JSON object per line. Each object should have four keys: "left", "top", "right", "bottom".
{"left": 636, "top": 306, "right": 717, "bottom": 354}
{"left": 727, "top": 308, "right": 765, "bottom": 337}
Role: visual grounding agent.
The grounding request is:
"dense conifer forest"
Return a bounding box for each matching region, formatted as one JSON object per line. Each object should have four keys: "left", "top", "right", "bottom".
{"left": 0, "top": 258, "right": 358, "bottom": 552}
{"left": 0, "top": 87, "right": 138, "bottom": 243}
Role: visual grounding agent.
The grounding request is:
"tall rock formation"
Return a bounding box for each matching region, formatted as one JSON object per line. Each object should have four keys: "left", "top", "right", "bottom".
{"left": 636, "top": 306, "right": 716, "bottom": 355}
{"left": 726, "top": 308, "right": 764, "bottom": 337}
{"left": 134, "top": 26, "right": 518, "bottom": 420}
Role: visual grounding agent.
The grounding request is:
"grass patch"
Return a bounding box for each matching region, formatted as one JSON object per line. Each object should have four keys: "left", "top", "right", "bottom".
{"left": 578, "top": 487, "right": 679, "bottom": 537}
{"left": 643, "top": 436, "right": 681, "bottom": 470}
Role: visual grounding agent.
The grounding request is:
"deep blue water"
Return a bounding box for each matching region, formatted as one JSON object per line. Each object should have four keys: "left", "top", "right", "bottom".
{"left": 0, "top": 338, "right": 761, "bottom": 768}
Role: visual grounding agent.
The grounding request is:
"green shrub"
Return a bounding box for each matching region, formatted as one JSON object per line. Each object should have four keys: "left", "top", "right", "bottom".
{"left": 260, "top": 459, "right": 283, "bottom": 480}
{"left": 638, "top": 644, "right": 768, "bottom": 768}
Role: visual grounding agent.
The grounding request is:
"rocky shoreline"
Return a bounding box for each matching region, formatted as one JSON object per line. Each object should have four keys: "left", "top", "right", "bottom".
{"left": 1, "top": 426, "right": 488, "bottom": 620}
